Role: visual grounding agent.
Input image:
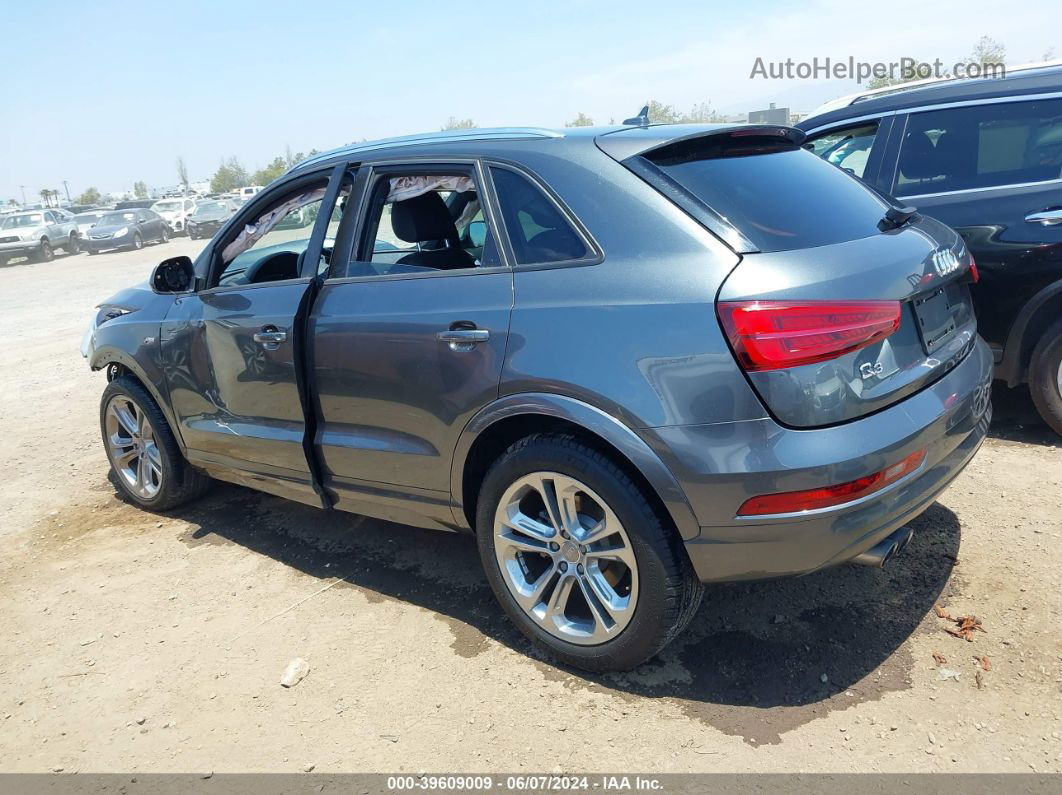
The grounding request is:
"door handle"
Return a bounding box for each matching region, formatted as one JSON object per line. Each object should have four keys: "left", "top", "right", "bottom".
{"left": 437, "top": 327, "right": 489, "bottom": 351}
{"left": 253, "top": 326, "right": 287, "bottom": 350}
{"left": 1025, "top": 207, "right": 1062, "bottom": 226}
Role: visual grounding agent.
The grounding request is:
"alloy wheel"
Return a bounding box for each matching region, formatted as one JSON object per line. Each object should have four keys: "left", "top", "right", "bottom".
{"left": 493, "top": 472, "right": 639, "bottom": 645}
{"left": 105, "top": 396, "right": 163, "bottom": 499}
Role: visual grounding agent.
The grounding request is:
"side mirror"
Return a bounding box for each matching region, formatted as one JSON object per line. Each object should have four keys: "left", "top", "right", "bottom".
{"left": 151, "top": 255, "right": 195, "bottom": 294}
{"left": 468, "top": 220, "right": 487, "bottom": 248}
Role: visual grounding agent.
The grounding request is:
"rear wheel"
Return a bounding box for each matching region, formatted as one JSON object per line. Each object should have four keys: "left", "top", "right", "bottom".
{"left": 476, "top": 434, "right": 703, "bottom": 672}
{"left": 36, "top": 239, "right": 54, "bottom": 262}
{"left": 67, "top": 234, "right": 80, "bottom": 254}
{"left": 101, "top": 376, "right": 211, "bottom": 511}
{"left": 1029, "top": 318, "right": 1062, "bottom": 437}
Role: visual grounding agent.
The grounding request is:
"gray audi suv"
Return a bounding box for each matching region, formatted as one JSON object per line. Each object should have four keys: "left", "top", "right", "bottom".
{"left": 82, "top": 123, "right": 992, "bottom": 671}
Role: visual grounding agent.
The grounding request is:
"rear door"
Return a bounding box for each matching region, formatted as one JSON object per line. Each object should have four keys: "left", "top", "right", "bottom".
{"left": 162, "top": 166, "right": 349, "bottom": 505}
{"left": 309, "top": 161, "right": 513, "bottom": 517}
{"left": 886, "top": 97, "right": 1062, "bottom": 349}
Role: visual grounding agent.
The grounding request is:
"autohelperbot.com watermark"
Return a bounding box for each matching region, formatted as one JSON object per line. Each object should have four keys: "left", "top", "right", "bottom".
{"left": 749, "top": 56, "right": 1006, "bottom": 83}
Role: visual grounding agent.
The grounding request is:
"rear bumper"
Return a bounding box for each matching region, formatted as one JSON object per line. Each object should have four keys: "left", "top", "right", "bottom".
{"left": 647, "top": 337, "right": 993, "bottom": 582}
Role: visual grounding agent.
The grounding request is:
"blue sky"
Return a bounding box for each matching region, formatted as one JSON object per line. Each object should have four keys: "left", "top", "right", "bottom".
{"left": 1, "top": 0, "right": 1058, "bottom": 201}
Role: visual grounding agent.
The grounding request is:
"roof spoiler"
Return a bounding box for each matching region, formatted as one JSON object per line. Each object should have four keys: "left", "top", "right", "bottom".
{"left": 596, "top": 124, "right": 806, "bottom": 162}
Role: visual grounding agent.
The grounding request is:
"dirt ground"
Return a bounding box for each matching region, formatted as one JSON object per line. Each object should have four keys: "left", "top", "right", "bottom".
{"left": 0, "top": 240, "right": 1060, "bottom": 774}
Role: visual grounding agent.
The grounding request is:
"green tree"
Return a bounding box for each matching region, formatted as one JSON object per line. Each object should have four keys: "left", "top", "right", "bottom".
{"left": 646, "top": 100, "right": 681, "bottom": 124}
{"left": 176, "top": 156, "right": 189, "bottom": 187}
{"left": 864, "top": 57, "right": 924, "bottom": 89}
{"left": 6, "top": 198, "right": 18, "bottom": 207}
{"left": 442, "top": 116, "right": 477, "bottom": 130}
{"left": 133, "top": 181, "right": 148, "bottom": 199}
{"left": 251, "top": 156, "right": 288, "bottom": 187}
{"left": 209, "top": 157, "right": 249, "bottom": 193}
{"left": 565, "top": 112, "right": 594, "bottom": 127}
{"left": 77, "top": 187, "right": 102, "bottom": 205}
{"left": 970, "top": 35, "right": 1006, "bottom": 66}
{"left": 683, "top": 101, "right": 724, "bottom": 123}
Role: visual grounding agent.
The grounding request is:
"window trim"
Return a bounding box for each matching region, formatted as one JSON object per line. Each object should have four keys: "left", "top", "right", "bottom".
{"left": 888, "top": 98, "right": 1062, "bottom": 199}
{"left": 200, "top": 165, "right": 342, "bottom": 292}
{"left": 324, "top": 158, "right": 513, "bottom": 285}
{"left": 482, "top": 159, "right": 604, "bottom": 272}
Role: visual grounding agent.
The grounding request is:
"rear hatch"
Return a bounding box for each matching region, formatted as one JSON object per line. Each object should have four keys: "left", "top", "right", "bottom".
{"left": 607, "top": 126, "right": 979, "bottom": 428}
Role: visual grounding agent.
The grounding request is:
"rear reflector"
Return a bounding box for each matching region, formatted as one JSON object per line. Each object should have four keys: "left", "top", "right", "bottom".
{"left": 718, "top": 300, "right": 901, "bottom": 371}
{"left": 737, "top": 448, "right": 927, "bottom": 516}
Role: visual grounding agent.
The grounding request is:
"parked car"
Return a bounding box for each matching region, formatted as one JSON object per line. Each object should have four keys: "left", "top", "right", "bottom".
{"left": 151, "top": 197, "right": 197, "bottom": 235}
{"left": 186, "top": 199, "right": 239, "bottom": 239}
{"left": 83, "top": 209, "right": 169, "bottom": 254}
{"left": 83, "top": 123, "right": 991, "bottom": 671}
{"left": 115, "top": 199, "right": 156, "bottom": 210}
{"left": 0, "top": 209, "right": 80, "bottom": 263}
{"left": 800, "top": 62, "right": 1062, "bottom": 434}
{"left": 239, "top": 185, "right": 264, "bottom": 202}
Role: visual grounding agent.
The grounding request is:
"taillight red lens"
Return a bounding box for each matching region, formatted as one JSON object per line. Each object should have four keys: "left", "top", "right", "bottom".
{"left": 737, "top": 448, "right": 927, "bottom": 516}
{"left": 718, "top": 300, "right": 902, "bottom": 371}
{"left": 968, "top": 253, "right": 980, "bottom": 283}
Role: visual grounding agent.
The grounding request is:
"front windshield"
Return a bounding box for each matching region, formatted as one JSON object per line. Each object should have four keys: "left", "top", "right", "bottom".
{"left": 98, "top": 212, "right": 137, "bottom": 226}
{"left": 153, "top": 201, "right": 182, "bottom": 212}
{"left": 1, "top": 213, "right": 44, "bottom": 229}
{"left": 194, "top": 202, "right": 227, "bottom": 216}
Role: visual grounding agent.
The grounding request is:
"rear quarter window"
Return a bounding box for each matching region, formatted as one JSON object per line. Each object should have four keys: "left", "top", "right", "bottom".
{"left": 645, "top": 139, "right": 888, "bottom": 252}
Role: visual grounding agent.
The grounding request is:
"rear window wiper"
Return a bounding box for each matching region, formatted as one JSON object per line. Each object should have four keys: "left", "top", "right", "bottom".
{"left": 878, "top": 204, "right": 920, "bottom": 231}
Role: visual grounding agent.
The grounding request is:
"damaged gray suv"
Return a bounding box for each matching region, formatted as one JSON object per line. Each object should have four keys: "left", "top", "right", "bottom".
{"left": 83, "top": 123, "right": 992, "bottom": 671}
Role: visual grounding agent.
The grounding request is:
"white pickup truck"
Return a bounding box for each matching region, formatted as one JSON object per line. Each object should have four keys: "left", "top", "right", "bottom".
{"left": 0, "top": 209, "right": 80, "bottom": 264}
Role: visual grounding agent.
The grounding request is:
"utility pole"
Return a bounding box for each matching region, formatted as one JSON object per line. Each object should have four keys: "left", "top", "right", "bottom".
{"left": 62, "top": 180, "right": 71, "bottom": 203}
{"left": 19, "top": 185, "right": 26, "bottom": 205}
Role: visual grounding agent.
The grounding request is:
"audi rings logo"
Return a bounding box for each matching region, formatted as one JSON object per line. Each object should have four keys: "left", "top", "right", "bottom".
{"left": 932, "top": 248, "right": 960, "bottom": 278}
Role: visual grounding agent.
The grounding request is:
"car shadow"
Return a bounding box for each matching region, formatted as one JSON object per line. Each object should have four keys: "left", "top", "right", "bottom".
{"left": 119, "top": 471, "right": 962, "bottom": 743}
{"left": 988, "top": 382, "right": 1061, "bottom": 448}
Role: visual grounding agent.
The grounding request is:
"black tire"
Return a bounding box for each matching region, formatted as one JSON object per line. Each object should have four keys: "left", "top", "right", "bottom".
{"left": 131, "top": 232, "right": 143, "bottom": 250}
{"left": 188, "top": 230, "right": 198, "bottom": 240}
{"left": 475, "top": 434, "right": 703, "bottom": 672}
{"left": 100, "top": 376, "right": 211, "bottom": 511}
{"left": 160, "top": 225, "right": 170, "bottom": 243}
{"left": 1029, "top": 318, "right": 1062, "bottom": 437}
{"left": 67, "top": 234, "right": 80, "bottom": 254}
{"left": 36, "top": 239, "right": 54, "bottom": 262}
{"left": 87, "top": 249, "right": 99, "bottom": 256}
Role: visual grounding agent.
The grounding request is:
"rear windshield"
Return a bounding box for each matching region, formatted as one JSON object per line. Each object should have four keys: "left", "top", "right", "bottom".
{"left": 646, "top": 139, "right": 887, "bottom": 252}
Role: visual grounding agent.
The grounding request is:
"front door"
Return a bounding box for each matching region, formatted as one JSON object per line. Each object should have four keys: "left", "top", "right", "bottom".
{"left": 310, "top": 162, "right": 513, "bottom": 521}
{"left": 162, "top": 166, "right": 349, "bottom": 504}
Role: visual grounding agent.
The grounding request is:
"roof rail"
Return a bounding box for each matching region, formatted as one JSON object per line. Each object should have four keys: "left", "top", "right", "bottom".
{"left": 289, "top": 127, "right": 564, "bottom": 172}
{"left": 809, "top": 58, "right": 1062, "bottom": 116}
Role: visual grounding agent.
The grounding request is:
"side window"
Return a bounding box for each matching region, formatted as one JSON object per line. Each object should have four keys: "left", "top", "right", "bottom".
{"left": 342, "top": 170, "right": 500, "bottom": 278}
{"left": 804, "top": 122, "right": 879, "bottom": 179}
{"left": 44, "top": 212, "right": 55, "bottom": 223}
{"left": 212, "top": 175, "right": 351, "bottom": 288}
{"left": 489, "top": 167, "right": 588, "bottom": 264}
{"left": 895, "top": 98, "right": 1062, "bottom": 196}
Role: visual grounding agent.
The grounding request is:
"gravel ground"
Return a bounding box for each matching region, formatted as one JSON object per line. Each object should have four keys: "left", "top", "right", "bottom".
{"left": 0, "top": 240, "right": 1059, "bottom": 774}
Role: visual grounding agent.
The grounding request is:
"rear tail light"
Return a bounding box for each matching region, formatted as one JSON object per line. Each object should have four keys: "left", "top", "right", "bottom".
{"left": 718, "top": 300, "right": 901, "bottom": 371}
{"left": 967, "top": 252, "right": 980, "bottom": 283}
{"left": 737, "top": 448, "right": 927, "bottom": 516}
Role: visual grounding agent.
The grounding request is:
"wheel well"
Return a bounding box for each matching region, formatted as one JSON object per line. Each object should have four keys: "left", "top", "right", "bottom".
{"left": 460, "top": 414, "right": 674, "bottom": 536}
{"left": 1017, "top": 292, "right": 1062, "bottom": 380}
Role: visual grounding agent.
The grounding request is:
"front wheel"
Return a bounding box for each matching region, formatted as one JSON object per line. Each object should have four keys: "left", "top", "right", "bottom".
{"left": 36, "top": 240, "right": 54, "bottom": 262}
{"left": 131, "top": 232, "right": 143, "bottom": 250}
{"left": 476, "top": 434, "right": 703, "bottom": 672}
{"left": 159, "top": 225, "right": 170, "bottom": 243}
{"left": 101, "top": 376, "right": 211, "bottom": 510}
{"left": 1030, "top": 318, "right": 1062, "bottom": 436}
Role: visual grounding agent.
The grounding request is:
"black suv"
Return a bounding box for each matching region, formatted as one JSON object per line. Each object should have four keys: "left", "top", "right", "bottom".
{"left": 800, "top": 64, "right": 1062, "bottom": 434}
